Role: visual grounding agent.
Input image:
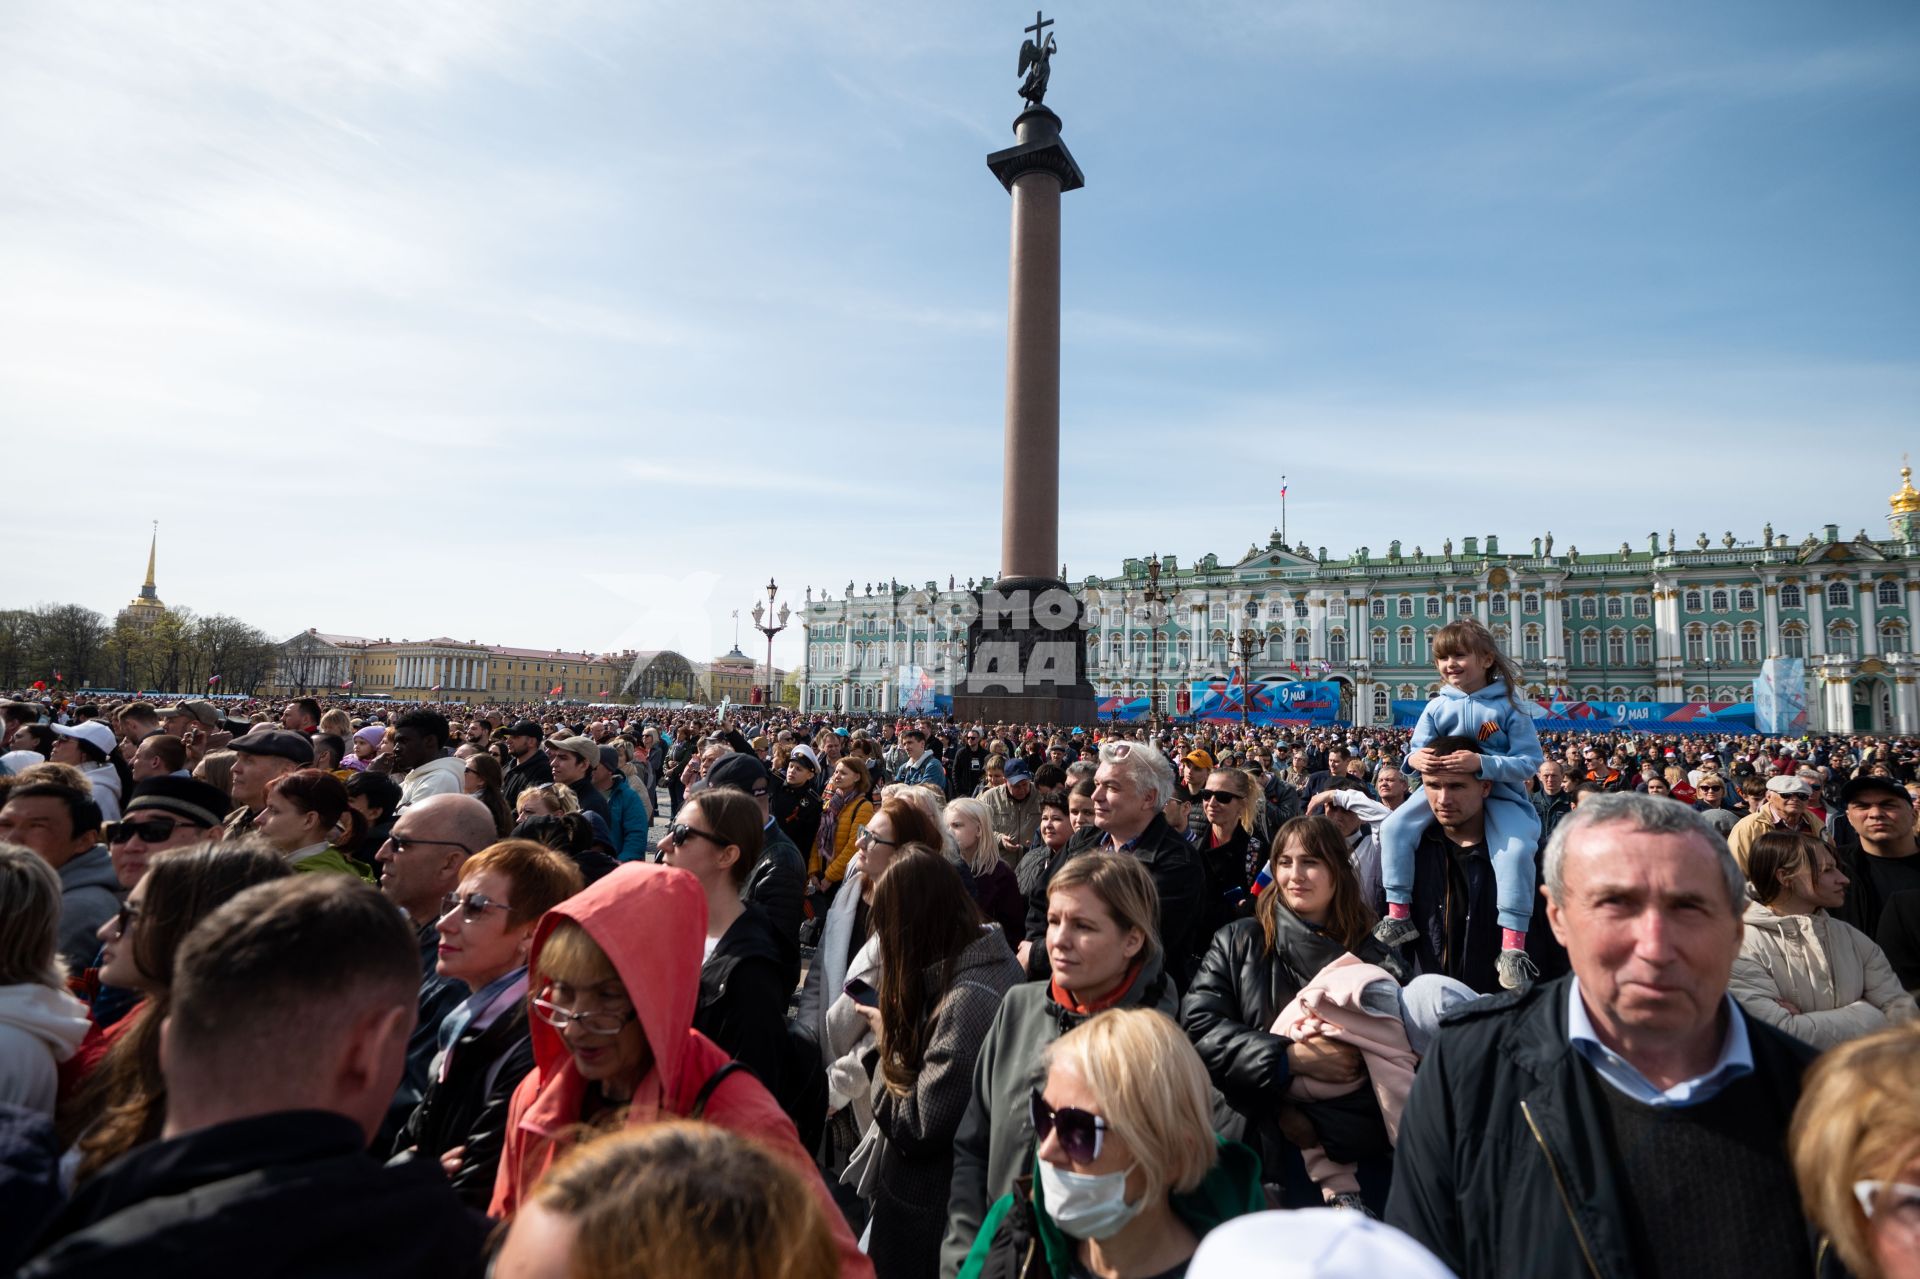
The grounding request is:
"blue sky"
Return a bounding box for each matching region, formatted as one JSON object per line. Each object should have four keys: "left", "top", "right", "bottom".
{"left": 3, "top": 1, "right": 1916, "bottom": 669}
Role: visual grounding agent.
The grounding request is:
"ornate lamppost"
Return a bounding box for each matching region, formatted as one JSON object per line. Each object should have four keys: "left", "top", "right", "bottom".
{"left": 1232, "top": 599, "right": 1263, "bottom": 728}
{"left": 1142, "top": 554, "right": 1168, "bottom": 730}
{"left": 751, "top": 579, "right": 790, "bottom": 712}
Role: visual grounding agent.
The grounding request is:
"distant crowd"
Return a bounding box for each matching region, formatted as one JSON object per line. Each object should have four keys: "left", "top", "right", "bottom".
{"left": 1, "top": 620, "right": 1918, "bottom": 1279}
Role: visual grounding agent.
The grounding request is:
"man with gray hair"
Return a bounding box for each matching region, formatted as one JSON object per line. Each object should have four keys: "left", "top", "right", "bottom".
{"left": 1388, "top": 792, "right": 1820, "bottom": 1279}
{"left": 1019, "top": 739, "right": 1205, "bottom": 987}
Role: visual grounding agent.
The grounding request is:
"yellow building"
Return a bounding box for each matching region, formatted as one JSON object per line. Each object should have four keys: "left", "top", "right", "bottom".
{"left": 270, "top": 631, "right": 642, "bottom": 705}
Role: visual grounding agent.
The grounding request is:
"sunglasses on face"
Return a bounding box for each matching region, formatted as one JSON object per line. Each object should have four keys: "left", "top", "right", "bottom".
{"left": 439, "top": 891, "right": 513, "bottom": 923}
{"left": 1030, "top": 1091, "right": 1109, "bottom": 1164}
{"left": 667, "top": 822, "right": 721, "bottom": 847}
{"left": 1196, "top": 789, "right": 1244, "bottom": 805}
{"left": 105, "top": 816, "right": 203, "bottom": 845}
{"left": 856, "top": 825, "right": 899, "bottom": 848}
{"left": 383, "top": 834, "right": 475, "bottom": 856}
{"left": 111, "top": 899, "right": 142, "bottom": 937}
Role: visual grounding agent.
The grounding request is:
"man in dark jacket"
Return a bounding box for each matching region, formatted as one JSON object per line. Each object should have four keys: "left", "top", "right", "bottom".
{"left": 706, "top": 753, "right": 805, "bottom": 992}
{"left": 947, "top": 727, "right": 989, "bottom": 799}
{"left": 498, "top": 720, "right": 551, "bottom": 814}
{"left": 1531, "top": 758, "right": 1575, "bottom": 838}
{"left": 1021, "top": 740, "right": 1204, "bottom": 987}
{"left": 1388, "top": 793, "right": 1819, "bottom": 1279}
{"left": 24, "top": 876, "right": 486, "bottom": 1277}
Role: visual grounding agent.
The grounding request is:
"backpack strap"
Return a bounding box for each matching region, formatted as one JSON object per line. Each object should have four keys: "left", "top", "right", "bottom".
{"left": 691, "top": 1061, "right": 748, "bottom": 1119}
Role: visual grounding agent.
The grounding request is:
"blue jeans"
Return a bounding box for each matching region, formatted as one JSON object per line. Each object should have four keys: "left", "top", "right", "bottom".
{"left": 1380, "top": 785, "right": 1542, "bottom": 934}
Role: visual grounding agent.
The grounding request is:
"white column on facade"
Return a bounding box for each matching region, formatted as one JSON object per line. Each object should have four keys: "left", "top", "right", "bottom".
{"left": 1859, "top": 572, "right": 1878, "bottom": 657}
{"left": 1309, "top": 595, "right": 1328, "bottom": 662}
{"left": 1908, "top": 579, "right": 1920, "bottom": 655}
{"left": 1808, "top": 585, "right": 1827, "bottom": 656}
{"left": 1476, "top": 588, "right": 1491, "bottom": 627}
{"left": 1544, "top": 589, "right": 1565, "bottom": 659}
{"left": 1761, "top": 577, "right": 1781, "bottom": 657}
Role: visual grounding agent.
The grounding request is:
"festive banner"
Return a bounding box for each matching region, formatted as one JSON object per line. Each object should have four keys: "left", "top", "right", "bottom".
{"left": 1752, "top": 658, "right": 1809, "bottom": 734}
{"left": 1189, "top": 679, "right": 1342, "bottom": 725}
{"left": 1391, "top": 698, "right": 1758, "bottom": 735}
{"left": 1097, "top": 696, "right": 1154, "bottom": 722}
{"left": 897, "top": 666, "right": 940, "bottom": 715}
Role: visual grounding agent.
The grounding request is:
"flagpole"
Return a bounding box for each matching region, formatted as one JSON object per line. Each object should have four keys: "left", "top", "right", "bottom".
{"left": 1280, "top": 475, "right": 1288, "bottom": 547}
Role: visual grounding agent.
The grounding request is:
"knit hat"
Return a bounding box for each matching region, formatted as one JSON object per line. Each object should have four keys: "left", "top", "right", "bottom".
{"left": 125, "top": 776, "right": 232, "bottom": 829}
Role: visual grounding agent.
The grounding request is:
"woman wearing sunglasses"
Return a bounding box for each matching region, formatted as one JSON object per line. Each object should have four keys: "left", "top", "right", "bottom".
{"left": 857, "top": 848, "right": 1023, "bottom": 1279}
{"left": 1196, "top": 769, "right": 1264, "bottom": 942}
{"left": 662, "top": 789, "right": 792, "bottom": 1113}
{"left": 252, "top": 769, "right": 374, "bottom": 882}
{"left": 58, "top": 841, "right": 290, "bottom": 1182}
{"left": 394, "top": 839, "right": 581, "bottom": 1207}
{"left": 487, "top": 862, "right": 871, "bottom": 1278}
{"left": 1791, "top": 1019, "right": 1920, "bottom": 1279}
{"left": 958, "top": 1007, "right": 1262, "bottom": 1279}
{"left": 941, "top": 852, "right": 1179, "bottom": 1279}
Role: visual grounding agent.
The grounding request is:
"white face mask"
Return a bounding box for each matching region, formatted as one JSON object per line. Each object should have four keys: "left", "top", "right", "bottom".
{"left": 1038, "top": 1158, "right": 1143, "bottom": 1240}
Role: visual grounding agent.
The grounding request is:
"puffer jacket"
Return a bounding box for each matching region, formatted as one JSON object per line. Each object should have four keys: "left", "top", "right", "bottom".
{"left": 488, "top": 862, "right": 872, "bottom": 1279}
{"left": 937, "top": 953, "right": 1179, "bottom": 1279}
{"left": 822, "top": 794, "right": 875, "bottom": 884}
{"left": 1729, "top": 899, "right": 1918, "bottom": 1049}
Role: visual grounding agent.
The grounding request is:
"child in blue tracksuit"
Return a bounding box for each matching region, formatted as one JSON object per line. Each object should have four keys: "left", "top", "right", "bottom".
{"left": 1374, "top": 619, "right": 1544, "bottom": 989}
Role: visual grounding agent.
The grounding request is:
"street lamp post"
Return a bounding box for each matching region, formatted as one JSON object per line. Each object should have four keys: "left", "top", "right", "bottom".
{"left": 1233, "top": 599, "right": 1263, "bottom": 728}
{"left": 1142, "top": 554, "right": 1168, "bottom": 731}
{"left": 751, "top": 578, "right": 790, "bottom": 713}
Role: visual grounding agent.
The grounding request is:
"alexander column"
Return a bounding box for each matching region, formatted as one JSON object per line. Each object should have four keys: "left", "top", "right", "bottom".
{"left": 956, "top": 11, "right": 1097, "bottom": 726}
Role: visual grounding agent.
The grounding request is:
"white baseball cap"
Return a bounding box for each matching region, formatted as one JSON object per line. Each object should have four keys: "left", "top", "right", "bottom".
{"left": 51, "top": 721, "right": 118, "bottom": 757}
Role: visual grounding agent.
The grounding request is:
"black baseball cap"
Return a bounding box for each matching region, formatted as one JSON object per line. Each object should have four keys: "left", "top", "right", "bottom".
{"left": 707, "top": 753, "right": 773, "bottom": 797}
{"left": 506, "top": 720, "right": 542, "bottom": 738}
{"left": 1841, "top": 774, "right": 1910, "bottom": 807}
{"left": 226, "top": 728, "right": 314, "bottom": 765}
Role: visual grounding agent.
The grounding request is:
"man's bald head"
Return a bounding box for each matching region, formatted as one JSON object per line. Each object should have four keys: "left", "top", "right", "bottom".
{"left": 402, "top": 793, "right": 498, "bottom": 855}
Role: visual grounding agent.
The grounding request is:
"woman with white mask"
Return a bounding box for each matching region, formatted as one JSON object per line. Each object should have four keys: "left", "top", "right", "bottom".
{"left": 954, "top": 1007, "right": 1261, "bottom": 1279}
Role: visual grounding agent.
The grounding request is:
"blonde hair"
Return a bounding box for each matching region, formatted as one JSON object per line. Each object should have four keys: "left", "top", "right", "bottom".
{"left": 1207, "top": 768, "right": 1257, "bottom": 835}
{"left": 1046, "top": 851, "right": 1161, "bottom": 967}
{"left": 1790, "top": 1020, "right": 1920, "bottom": 1279}
{"left": 943, "top": 796, "right": 999, "bottom": 876}
{"left": 519, "top": 782, "right": 581, "bottom": 818}
{"left": 535, "top": 917, "right": 618, "bottom": 989}
{"left": 527, "top": 1121, "right": 840, "bottom": 1279}
{"left": 880, "top": 781, "right": 944, "bottom": 831}
{"left": 1043, "top": 1009, "right": 1217, "bottom": 1203}
{"left": 317, "top": 709, "right": 352, "bottom": 739}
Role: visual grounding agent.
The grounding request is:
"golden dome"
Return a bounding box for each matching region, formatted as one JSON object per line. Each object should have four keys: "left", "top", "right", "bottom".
{"left": 1893, "top": 464, "right": 1920, "bottom": 517}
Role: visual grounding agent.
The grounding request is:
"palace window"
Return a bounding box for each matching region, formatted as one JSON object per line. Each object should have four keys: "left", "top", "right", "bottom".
{"left": 1372, "top": 687, "right": 1390, "bottom": 721}
{"left": 1371, "top": 630, "right": 1388, "bottom": 665}
{"left": 1294, "top": 629, "right": 1311, "bottom": 662}
{"left": 1522, "top": 625, "right": 1542, "bottom": 663}
{"left": 1266, "top": 632, "right": 1285, "bottom": 663}
{"left": 1522, "top": 592, "right": 1540, "bottom": 613}
{"left": 1685, "top": 625, "right": 1706, "bottom": 663}
{"left": 1711, "top": 626, "right": 1733, "bottom": 663}
{"left": 1633, "top": 630, "right": 1653, "bottom": 664}
{"left": 1328, "top": 630, "right": 1348, "bottom": 665}
{"left": 1398, "top": 629, "right": 1415, "bottom": 664}
{"left": 1684, "top": 589, "right": 1703, "bottom": 613}
{"left": 1827, "top": 622, "right": 1855, "bottom": 657}
{"left": 1709, "top": 589, "right": 1729, "bottom": 613}
{"left": 1581, "top": 630, "right": 1601, "bottom": 665}
{"left": 1881, "top": 620, "right": 1907, "bottom": 654}
{"left": 1398, "top": 596, "right": 1414, "bottom": 618}
{"left": 1295, "top": 600, "right": 1310, "bottom": 619}
{"left": 1371, "top": 598, "right": 1386, "bottom": 619}
{"left": 1457, "top": 595, "right": 1474, "bottom": 616}
{"left": 1827, "top": 581, "right": 1852, "bottom": 608}
{"left": 1878, "top": 580, "right": 1902, "bottom": 607}
{"left": 1607, "top": 631, "right": 1627, "bottom": 666}
{"left": 1632, "top": 595, "right": 1651, "bottom": 617}
{"left": 1780, "top": 584, "right": 1803, "bottom": 609}
{"left": 1579, "top": 597, "right": 1598, "bottom": 619}
{"left": 1425, "top": 596, "right": 1442, "bottom": 618}
{"left": 1781, "top": 625, "right": 1805, "bottom": 658}
{"left": 1491, "top": 593, "right": 1508, "bottom": 615}
{"left": 1604, "top": 596, "right": 1623, "bottom": 618}
{"left": 1739, "top": 625, "right": 1759, "bottom": 663}
{"left": 1736, "top": 587, "right": 1756, "bottom": 611}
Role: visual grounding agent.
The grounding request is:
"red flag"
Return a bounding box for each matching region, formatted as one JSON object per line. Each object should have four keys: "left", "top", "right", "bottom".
{"left": 207, "top": 674, "right": 220, "bottom": 685}
{"left": 430, "top": 683, "right": 442, "bottom": 692}
{"left": 549, "top": 684, "right": 564, "bottom": 696}
{"left": 31, "top": 680, "right": 45, "bottom": 691}
{"left": 52, "top": 670, "right": 62, "bottom": 682}
{"left": 340, "top": 678, "right": 353, "bottom": 689}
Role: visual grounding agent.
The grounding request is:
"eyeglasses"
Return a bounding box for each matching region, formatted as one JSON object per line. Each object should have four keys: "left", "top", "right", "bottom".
{"left": 105, "top": 816, "right": 204, "bottom": 845}
{"left": 855, "top": 825, "right": 899, "bottom": 848}
{"left": 1196, "top": 789, "right": 1244, "bottom": 805}
{"left": 531, "top": 996, "right": 636, "bottom": 1038}
{"left": 111, "top": 899, "right": 142, "bottom": 937}
{"left": 1030, "top": 1091, "right": 1109, "bottom": 1164}
{"left": 1853, "top": 1180, "right": 1920, "bottom": 1228}
{"left": 667, "top": 822, "right": 722, "bottom": 847}
{"left": 383, "top": 834, "right": 475, "bottom": 856}
{"left": 439, "top": 891, "right": 513, "bottom": 923}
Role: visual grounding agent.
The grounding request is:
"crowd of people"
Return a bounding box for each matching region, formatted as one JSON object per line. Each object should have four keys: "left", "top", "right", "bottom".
{"left": 1, "top": 632, "right": 1918, "bottom": 1279}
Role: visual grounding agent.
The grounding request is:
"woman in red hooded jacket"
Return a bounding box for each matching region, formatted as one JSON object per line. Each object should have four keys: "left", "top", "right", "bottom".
{"left": 488, "top": 860, "right": 872, "bottom": 1279}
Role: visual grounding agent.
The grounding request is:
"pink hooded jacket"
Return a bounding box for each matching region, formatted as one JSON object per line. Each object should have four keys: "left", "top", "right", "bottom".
{"left": 1272, "top": 953, "right": 1418, "bottom": 1143}
{"left": 489, "top": 862, "right": 871, "bottom": 1279}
